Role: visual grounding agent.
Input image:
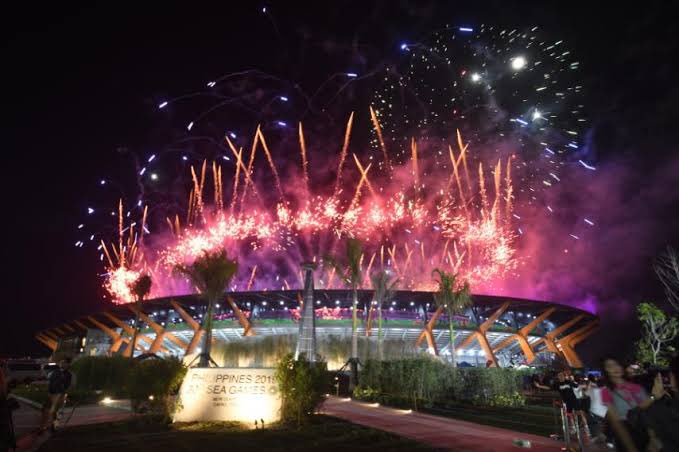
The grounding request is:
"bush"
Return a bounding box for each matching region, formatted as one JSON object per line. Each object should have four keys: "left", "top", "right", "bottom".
{"left": 70, "top": 355, "right": 186, "bottom": 414}
{"left": 127, "top": 357, "right": 186, "bottom": 415}
{"left": 71, "top": 356, "right": 132, "bottom": 396}
{"left": 355, "top": 358, "right": 525, "bottom": 409}
{"left": 275, "top": 353, "right": 328, "bottom": 426}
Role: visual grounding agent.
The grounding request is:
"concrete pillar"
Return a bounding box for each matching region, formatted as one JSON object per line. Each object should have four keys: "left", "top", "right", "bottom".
{"left": 295, "top": 262, "right": 317, "bottom": 361}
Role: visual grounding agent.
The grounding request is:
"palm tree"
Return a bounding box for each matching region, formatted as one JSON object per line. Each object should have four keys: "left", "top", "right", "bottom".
{"left": 432, "top": 269, "right": 472, "bottom": 367}
{"left": 370, "top": 270, "right": 399, "bottom": 360}
{"left": 324, "top": 238, "right": 362, "bottom": 388}
{"left": 128, "top": 274, "right": 152, "bottom": 357}
{"left": 174, "top": 249, "right": 238, "bottom": 367}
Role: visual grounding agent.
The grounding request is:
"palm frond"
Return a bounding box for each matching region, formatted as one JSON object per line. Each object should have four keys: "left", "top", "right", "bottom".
{"left": 173, "top": 249, "right": 238, "bottom": 301}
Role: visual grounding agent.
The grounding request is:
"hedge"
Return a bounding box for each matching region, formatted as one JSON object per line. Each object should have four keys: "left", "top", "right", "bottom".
{"left": 71, "top": 356, "right": 186, "bottom": 414}
{"left": 355, "top": 357, "right": 525, "bottom": 408}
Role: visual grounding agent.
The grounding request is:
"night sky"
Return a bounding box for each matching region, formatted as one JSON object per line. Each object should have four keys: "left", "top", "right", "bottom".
{"left": 4, "top": 2, "right": 678, "bottom": 362}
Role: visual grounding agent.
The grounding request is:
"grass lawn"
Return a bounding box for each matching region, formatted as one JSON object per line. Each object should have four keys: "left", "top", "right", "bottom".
{"left": 39, "top": 415, "right": 439, "bottom": 452}
{"left": 422, "top": 402, "right": 558, "bottom": 437}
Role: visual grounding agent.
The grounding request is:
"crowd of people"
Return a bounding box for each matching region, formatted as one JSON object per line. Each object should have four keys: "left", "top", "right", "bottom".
{"left": 531, "top": 355, "right": 679, "bottom": 451}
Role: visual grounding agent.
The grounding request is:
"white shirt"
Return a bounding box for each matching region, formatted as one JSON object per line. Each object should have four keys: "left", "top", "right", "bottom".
{"left": 588, "top": 386, "right": 607, "bottom": 418}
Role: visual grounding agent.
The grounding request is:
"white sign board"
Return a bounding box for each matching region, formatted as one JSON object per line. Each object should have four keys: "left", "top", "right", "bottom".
{"left": 174, "top": 367, "right": 281, "bottom": 425}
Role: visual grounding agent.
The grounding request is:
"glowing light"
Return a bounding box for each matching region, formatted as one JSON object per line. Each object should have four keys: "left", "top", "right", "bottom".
{"left": 207, "top": 81, "right": 216, "bottom": 88}
{"left": 459, "top": 27, "right": 474, "bottom": 32}
{"left": 346, "top": 72, "right": 358, "bottom": 78}
{"left": 400, "top": 43, "right": 408, "bottom": 50}
{"left": 101, "top": 397, "right": 112, "bottom": 405}
{"left": 532, "top": 110, "right": 542, "bottom": 120}
{"left": 100, "top": 179, "right": 106, "bottom": 185}
{"left": 515, "top": 118, "right": 528, "bottom": 126}
{"left": 584, "top": 218, "right": 594, "bottom": 226}
{"left": 279, "top": 96, "right": 288, "bottom": 101}
{"left": 158, "top": 101, "right": 168, "bottom": 109}
{"left": 87, "top": 208, "right": 95, "bottom": 214}
{"left": 148, "top": 154, "right": 156, "bottom": 162}
{"left": 277, "top": 121, "right": 287, "bottom": 127}
{"left": 229, "top": 132, "right": 237, "bottom": 139}
{"left": 470, "top": 73, "right": 481, "bottom": 82}
{"left": 150, "top": 173, "right": 158, "bottom": 181}
{"left": 187, "top": 122, "right": 194, "bottom": 131}
{"left": 139, "top": 167, "right": 147, "bottom": 176}
{"left": 511, "top": 56, "right": 527, "bottom": 70}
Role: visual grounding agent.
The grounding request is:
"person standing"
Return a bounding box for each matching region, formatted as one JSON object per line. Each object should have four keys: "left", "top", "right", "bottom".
{"left": 600, "top": 357, "right": 664, "bottom": 452}
{"left": 41, "top": 359, "right": 73, "bottom": 432}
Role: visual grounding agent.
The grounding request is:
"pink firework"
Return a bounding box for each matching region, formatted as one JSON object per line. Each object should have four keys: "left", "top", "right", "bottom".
{"left": 102, "top": 113, "right": 518, "bottom": 302}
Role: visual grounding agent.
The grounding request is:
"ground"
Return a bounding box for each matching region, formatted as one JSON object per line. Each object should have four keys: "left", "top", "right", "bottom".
{"left": 38, "top": 415, "right": 437, "bottom": 452}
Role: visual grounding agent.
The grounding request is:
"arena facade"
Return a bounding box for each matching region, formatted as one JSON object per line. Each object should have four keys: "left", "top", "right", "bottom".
{"left": 36, "top": 290, "right": 598, "bottom": 368}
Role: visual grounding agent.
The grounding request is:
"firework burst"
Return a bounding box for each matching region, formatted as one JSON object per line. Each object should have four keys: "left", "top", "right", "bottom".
{"left": 102, "top": 113, "right": 517, "bottom": 303}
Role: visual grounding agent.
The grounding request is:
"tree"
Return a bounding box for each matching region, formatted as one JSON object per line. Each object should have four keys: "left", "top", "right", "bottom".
{"left": 655, "top": 246, "right": 679, "bottom": 313}
{"left": 324, "top": 238, "right": 362, "bottom": 388}
{"left": 370, "top": 270, "right": 399, "bottom": 360}
{"left": 635, "top": 302, "right": 678, "bottom": 366}
{"left": 174, "top": 249, "right": 238, "bottom": 367}
{"left": 432, "top": 269, "right": 472, "bottom": 367}
{"left": 128, "top": 274, "right": 152, "bottom": 357}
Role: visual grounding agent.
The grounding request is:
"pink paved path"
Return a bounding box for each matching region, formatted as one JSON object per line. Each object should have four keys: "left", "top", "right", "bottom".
{"left": 322, "top": 396, "right": 562, "bottom": 451}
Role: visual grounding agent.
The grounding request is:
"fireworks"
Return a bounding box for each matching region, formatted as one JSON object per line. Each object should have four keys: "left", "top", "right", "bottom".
{"left": 75, "top": 22, "right": 601, "bottom": 305}
{"left": 101, "top": 116, "right": 517, "bottom": 303}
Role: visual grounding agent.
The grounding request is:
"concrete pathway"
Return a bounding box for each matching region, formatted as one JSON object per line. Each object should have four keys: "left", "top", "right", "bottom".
{"left": 12, "top": 399, "right": 43, "bottom": 439}
{"left": 10, "top": 397, "right": 134, "bottom": 452}
{"left": 322, "top": 396, "right": 562, "bottom": 451}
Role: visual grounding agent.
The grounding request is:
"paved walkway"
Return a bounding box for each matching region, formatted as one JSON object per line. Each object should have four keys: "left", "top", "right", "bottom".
{"left": 12, "top": 399, "right": 43, "bottom": 439}
{"left": 322, "top": 396, "right": 562, "bottom": 451}
{"left": 11, "top": 397, "right": 134, "bottom": 452}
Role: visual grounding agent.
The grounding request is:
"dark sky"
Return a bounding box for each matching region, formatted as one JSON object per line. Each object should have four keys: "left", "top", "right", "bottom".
{"left": 3, "top": 2, "right": 678, "bottom": 361}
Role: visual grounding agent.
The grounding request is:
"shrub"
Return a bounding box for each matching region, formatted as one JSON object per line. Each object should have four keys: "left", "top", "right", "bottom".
{"left": 70, "top": 355, "right": 186, "bottom": 414}
{"left": 71, "top": 355, "right": 132, "bottom": 396}
{"left": 355, "top": 358, "right": 525, "bottom": 409}
{"left": 127, "top": 357, "right": 186, "bottom": 415}
{"left": 275, "top": 353, "right": 328, "bottom": 426}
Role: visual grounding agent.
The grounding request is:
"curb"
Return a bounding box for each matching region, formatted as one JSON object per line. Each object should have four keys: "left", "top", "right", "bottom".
{"left": 11, "top": 395, "right": 43, "bottom": 410}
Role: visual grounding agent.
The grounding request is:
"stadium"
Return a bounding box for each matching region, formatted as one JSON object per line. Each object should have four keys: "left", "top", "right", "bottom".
{"left": 36, "top": 290, "right": 598, "bottom": 369}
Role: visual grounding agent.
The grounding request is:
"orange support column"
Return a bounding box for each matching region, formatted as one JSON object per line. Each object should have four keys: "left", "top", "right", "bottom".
{"left": 492, "top": 307, "right": 556, "bottom": 363}
{"left": 456, "top": 301, "right": 511, "bottom": 367}
{"left": 128, "top": 306, "right": 188, "bottom": 353}
{"left": 74, "top": 320, "right": 90, "bottom": 331}
{"left": 171, "top": 300, "right": 204, "bottom": 356}
{"left": 415, "top": 306, "right": 443, "bottom": 355}
{"left": 533, "top": 314, "right": 585, "bottom": 357}
{"left": 36, "top": 333, "right": 58, "bottom": 351}
{"left": 227, "top": 296, "right": 255, "bottom": 337}
{"left": 557, "top": 320, "right": 599, "bottom": 368}
{"left": 102, "top": 312, "right": 156, "bottom": 356}
{"left": 87, "top": 316, "right": 125, "bottom": 354}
